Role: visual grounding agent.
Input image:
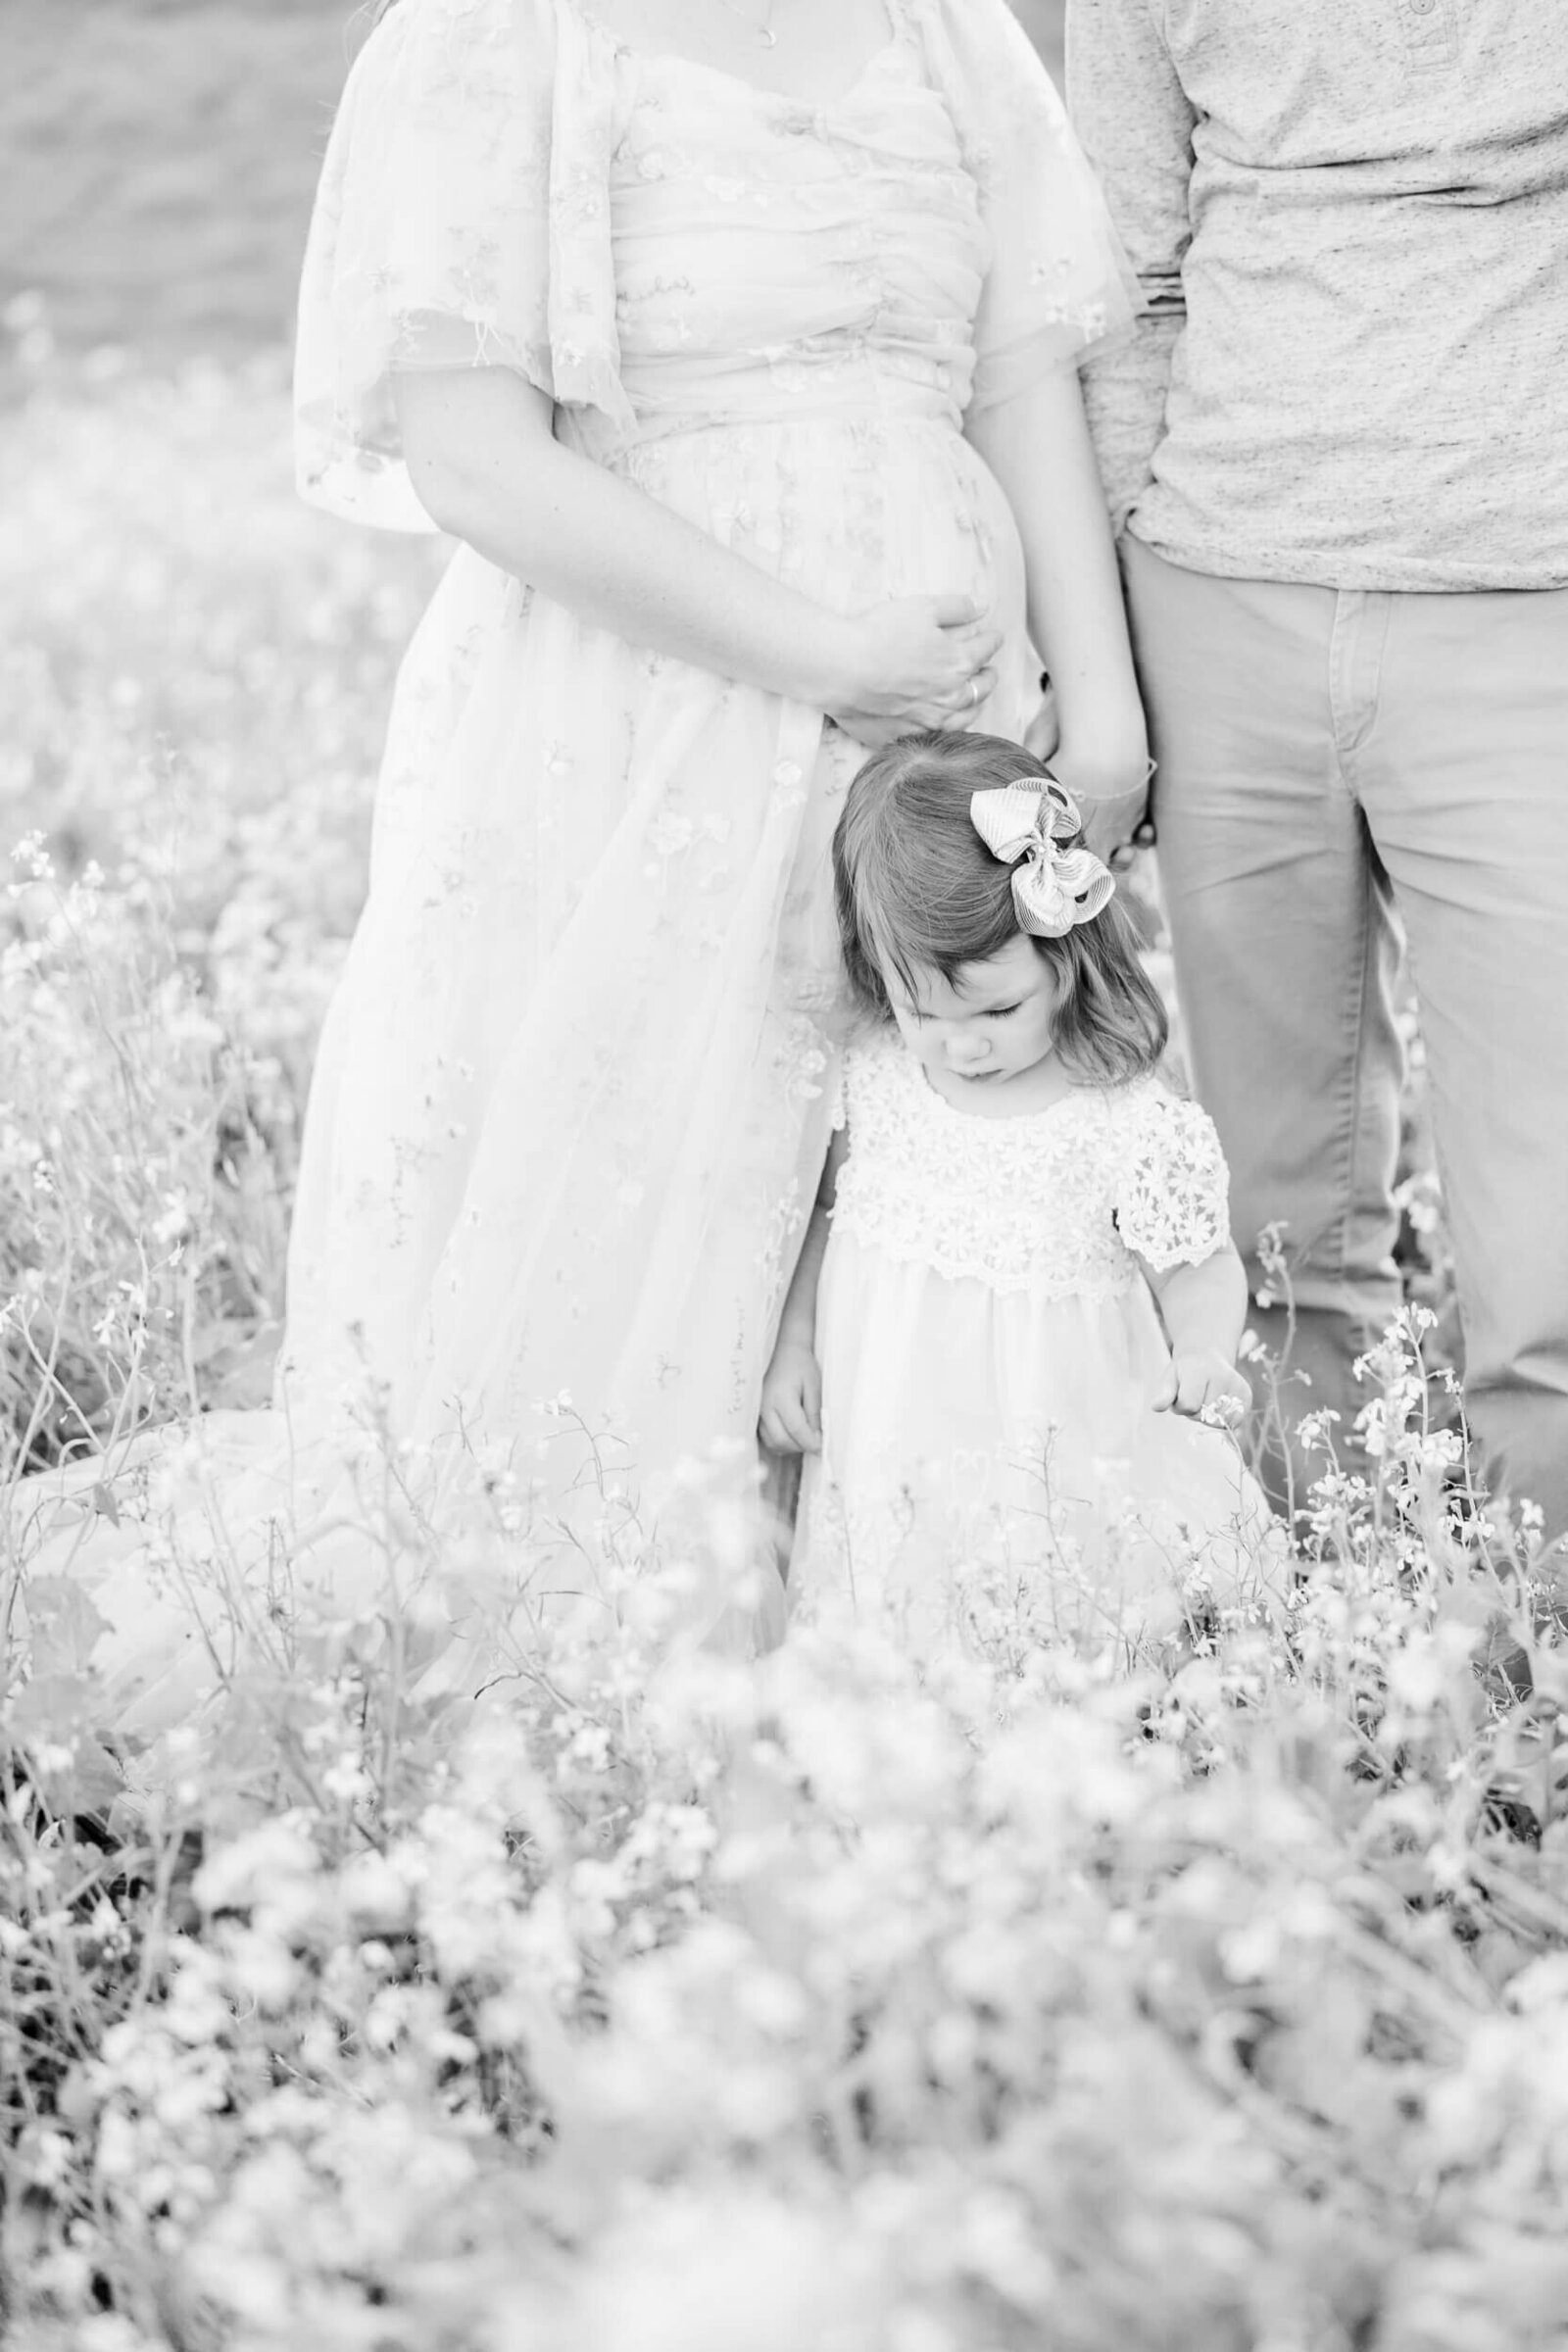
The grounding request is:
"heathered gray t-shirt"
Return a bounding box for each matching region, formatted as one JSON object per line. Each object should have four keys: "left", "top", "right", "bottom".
{"left": 1067, "top": 0, "right": 1568, "bottom": 590}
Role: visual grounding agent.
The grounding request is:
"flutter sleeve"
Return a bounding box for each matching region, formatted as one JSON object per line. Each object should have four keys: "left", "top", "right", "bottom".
{"left": 912, "top": 0, "right": 1140, "bottom": 412}
{"left": 1115, "top": 1085, "right": 1232, "bottom": 1272}
{"left": 294, "top": 0, "right": 632, "bottom": 531}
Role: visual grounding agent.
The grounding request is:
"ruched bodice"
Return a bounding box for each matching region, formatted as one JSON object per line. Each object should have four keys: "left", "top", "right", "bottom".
{"left": 296, "top": 0, "right": 1136, "bottom": 528}
{"left": 585, "top": 24, "right": 1033, "bottom": 629}
{"left": 605, "top": 23, "right": 989, "bottom": 439}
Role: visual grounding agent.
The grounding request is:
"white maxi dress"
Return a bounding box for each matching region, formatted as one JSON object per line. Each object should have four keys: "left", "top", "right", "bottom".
{"left": 283, "top": 0, "right": 1138, "bottom": 1562}
{"left": 17, "top": 0, "right": 1138, "bottom": 1725}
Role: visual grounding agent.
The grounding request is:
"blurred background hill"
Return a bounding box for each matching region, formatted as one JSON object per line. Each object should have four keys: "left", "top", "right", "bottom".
{"left": 2, "top": 0, "right": 1066, "bottom": 367}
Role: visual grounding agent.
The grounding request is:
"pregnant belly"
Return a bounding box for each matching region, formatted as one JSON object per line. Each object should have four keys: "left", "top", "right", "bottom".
{"left": 608, "top": 414, "right": 1028, "bottom": 636}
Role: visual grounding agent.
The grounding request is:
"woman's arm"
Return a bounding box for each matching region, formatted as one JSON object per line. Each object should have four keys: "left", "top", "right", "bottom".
{"left": 395, "top": 369, "right": 1004, "bottom": 739}
{"left": 1144, "top": 1242, "right": 1252, "bottom": 1421}
{"left": 758, "top": 1127, "right": 849, "bottom": 1454}
{"left": 965, "top": 366, "right": 1150, "bottom": 853}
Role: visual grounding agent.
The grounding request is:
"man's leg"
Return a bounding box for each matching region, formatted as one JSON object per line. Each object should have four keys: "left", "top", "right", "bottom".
{"left": 1359, "top": 586, "right": 1568, "bottom": 1538}
{"left": 1123, "top": 538, "right": 1406, "bottom": 1515}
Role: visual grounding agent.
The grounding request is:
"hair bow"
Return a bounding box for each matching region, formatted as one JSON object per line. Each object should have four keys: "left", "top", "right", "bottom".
{"left": 969, "top": 779, "right": 1116, "bottom": 939}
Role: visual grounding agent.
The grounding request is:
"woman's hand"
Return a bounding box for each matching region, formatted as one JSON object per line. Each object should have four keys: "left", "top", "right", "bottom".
{"left": 823, "top": 596, "right": 1004, "bottom": 750}
{"left": 759, "top": 1337, "right": 824, "bottom": 1454}
{"left": 396, "top": 373, "right": 1004, "bottom": 728}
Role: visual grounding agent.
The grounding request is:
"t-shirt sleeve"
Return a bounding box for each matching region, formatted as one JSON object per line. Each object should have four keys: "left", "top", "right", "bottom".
{"left": 915, "top": 0, "right": 1141, "bottom": 411}
{"left": 1115, "top": 1085, "right": 1232, "bottom": 1270}
{"left": 293, "top": 0, "right": 631, "bottom": 530}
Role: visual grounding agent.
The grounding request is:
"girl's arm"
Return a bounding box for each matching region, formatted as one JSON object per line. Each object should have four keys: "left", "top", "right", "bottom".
{"left": 964, "top": 367, "right": 1151, "bottom": 856}
{"left": 759, "top": 1127, "right": 849, "bottom": 1455}
{"left": 1143, "top": 1241, "right": 1252, "bottom": 1421}
{"left": 394, "top": 370, "right": 1004, "bottom": 739}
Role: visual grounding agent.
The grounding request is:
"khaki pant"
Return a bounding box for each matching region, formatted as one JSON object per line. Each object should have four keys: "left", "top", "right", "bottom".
{"left": 1124, "top": 534, "right": 1568, "bottom": 1532}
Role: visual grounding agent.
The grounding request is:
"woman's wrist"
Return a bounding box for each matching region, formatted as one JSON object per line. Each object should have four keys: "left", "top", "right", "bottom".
{"left": 781, "top": 606, "right": 858, "bottom": 713}
{"left": 1051, "top": 735, "right": 1152, "bottom": 806}
{"left": 1049, "top": 680, "right": 1147, "bottom": 777}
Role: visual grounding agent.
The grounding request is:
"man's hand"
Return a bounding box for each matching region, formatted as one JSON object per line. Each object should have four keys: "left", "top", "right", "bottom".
{"left": 1158, "top": 1348, "right": 1252, "bottom": 1426}
{"left": 1069, "top": 780, "right": 1153, "bottom": 868}
{"left": 759, "top": 1337, "right": 823, "bottom": 1454}
{"left": 1028, "top": 683, "right": 1153, "bottom": 865}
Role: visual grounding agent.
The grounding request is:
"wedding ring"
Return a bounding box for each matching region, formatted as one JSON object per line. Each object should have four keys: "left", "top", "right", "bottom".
{"left": 966, "top": 676, "right": 980, "bottom": 711}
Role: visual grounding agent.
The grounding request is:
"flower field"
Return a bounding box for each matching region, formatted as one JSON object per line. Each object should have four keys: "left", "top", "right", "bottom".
{"left": 4, "top": 343, "right": 1568, "bottom": 2352}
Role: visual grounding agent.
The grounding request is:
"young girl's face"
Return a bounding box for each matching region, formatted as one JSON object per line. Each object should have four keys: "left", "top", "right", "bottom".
{"left": 881, "top": 934, "right": 1059, "bottom": 1092}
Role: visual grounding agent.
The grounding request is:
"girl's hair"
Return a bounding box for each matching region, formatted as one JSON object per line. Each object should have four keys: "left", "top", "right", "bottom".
{"left": 833, "top": 730, "right": 1167, "bottom": 1086}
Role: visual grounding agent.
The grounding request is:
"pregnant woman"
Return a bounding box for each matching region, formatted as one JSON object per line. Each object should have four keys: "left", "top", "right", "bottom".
{"left": 291, "top": 0, "right": 1152, "bottom": 1599}
{"left": 283, "top": 0, "right": 1145, "bottom": 1582}
{"left": 24, "top": 0, "right": 1147, "bottom": 1715}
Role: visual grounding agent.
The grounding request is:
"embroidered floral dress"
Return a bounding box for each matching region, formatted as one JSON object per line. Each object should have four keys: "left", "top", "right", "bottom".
{"left": 15, "top": 0, "right": 1139, "bottom": 1733}
{"left": 282, "top": 0, "right": 1134, "bottom": 1505}
{"left": 791, "top": 1032, "right": 1281, "bottom": 1653}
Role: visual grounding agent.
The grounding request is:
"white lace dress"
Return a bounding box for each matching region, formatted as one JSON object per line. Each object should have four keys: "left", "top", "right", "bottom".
{"left": 790, "top": 1031, "right": 1280, "bottom": 1653}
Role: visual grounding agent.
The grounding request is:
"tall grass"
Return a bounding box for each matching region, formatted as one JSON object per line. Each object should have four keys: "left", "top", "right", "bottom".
{"left": 4, "top": 1340, "right": 1568, "bottom": 2351}
{"left": 2, "top": 342, "right": 1561, "bottom": 2352}
{"left": 0, "top": 348, "right": 439, "bottom": 1457}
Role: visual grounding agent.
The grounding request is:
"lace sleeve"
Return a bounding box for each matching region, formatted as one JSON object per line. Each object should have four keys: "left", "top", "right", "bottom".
{"left": 1115, "top": 1087, "right": 1232, "bottom": 1272}
{"left": 910, "top": 0, "right": 1140, "bottom": 411}
{"left": 294, "top": 0, "right": 632, "bottom": 531}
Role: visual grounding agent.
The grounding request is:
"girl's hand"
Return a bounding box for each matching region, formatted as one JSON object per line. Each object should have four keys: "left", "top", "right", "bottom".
{"left": 1159, "top": 1349, "right": 1252, "bottom": 1427}
{"left": 824, "top": 596, "right": 1004, "bottom": 750}
{"left": 759, "top": 1337, "right": 824, "bottom": 1454}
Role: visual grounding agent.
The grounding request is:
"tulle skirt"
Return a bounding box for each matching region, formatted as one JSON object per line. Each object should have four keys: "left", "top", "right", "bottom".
{"left": 792, "top": 1238, "right": 1282, "bottom": 1658}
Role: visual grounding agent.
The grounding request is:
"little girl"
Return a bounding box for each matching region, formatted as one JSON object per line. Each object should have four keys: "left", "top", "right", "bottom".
{"left": 760, "top": 732, "right": 1281, "bottom": 1656}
